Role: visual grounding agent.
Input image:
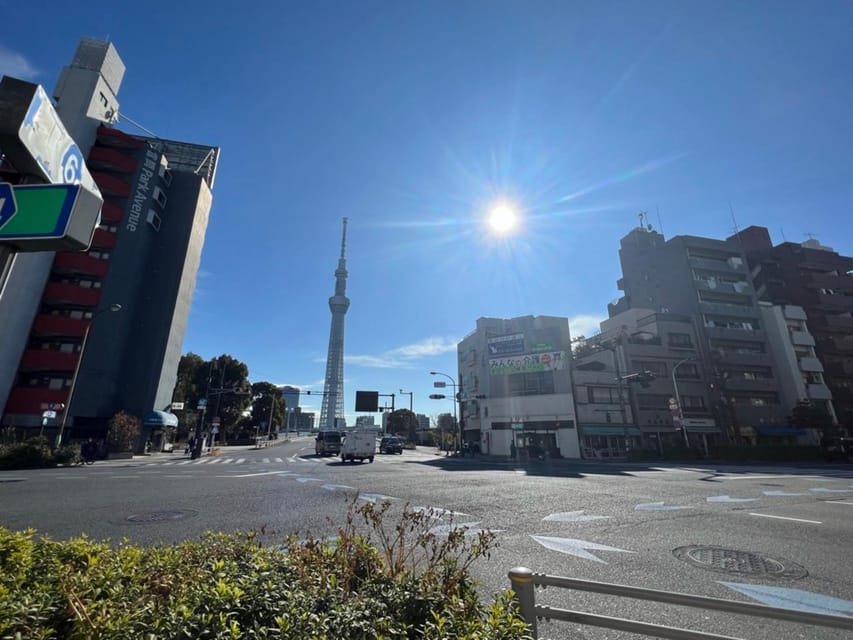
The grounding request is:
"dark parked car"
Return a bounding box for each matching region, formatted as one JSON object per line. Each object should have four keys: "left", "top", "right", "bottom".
{"left": 379, "top": 436, "right": 403, "bottom": 454}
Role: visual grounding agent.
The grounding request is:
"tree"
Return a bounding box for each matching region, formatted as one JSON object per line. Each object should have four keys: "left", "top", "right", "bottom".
{"left": 173, "top": 353, "right": 252, "bottom": 441}
{"left": 250, "top": 382, "right": 284, "bottom": 434}
{"left": 789, "top": 401, "right": 835, "bottom": 437}
{"left": 385, "top": 409, "right": 418, "bottom": 443}
{"left": 107, "top": 411, "right": 140, "bottom": 452}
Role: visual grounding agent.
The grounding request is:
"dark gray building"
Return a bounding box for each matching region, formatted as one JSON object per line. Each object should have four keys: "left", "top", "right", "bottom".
{"left": 609, "top": 225, "right": 786, "bottom": 442}
{"left": 3, "top": 127, "right": 218, "bottom": 443}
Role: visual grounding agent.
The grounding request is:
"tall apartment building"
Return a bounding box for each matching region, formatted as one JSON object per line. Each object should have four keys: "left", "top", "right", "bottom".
{"left": 458, "top": 315, "right": 579, "bottom": 459}
{"left": 759, "top": 302, "right": 834, "bottom": 440}
{"left": 1, "top": 39, "right": 218, "bottom": 446}
{"left": 734, "top": 226, "right": 853, "bottom": 429}
{"left": 609, "top": 225, "right": 786, "bottom": 442}
{"left": 0, "top": 39, "right": 123, "bottom": 419}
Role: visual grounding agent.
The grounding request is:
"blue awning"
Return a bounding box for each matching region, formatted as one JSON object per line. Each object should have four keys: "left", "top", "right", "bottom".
{"left": 754, "top": 425, "right": 807, "bottom": 437}
{"left": 143, "top": 411, "right": 179, "bottom": 427}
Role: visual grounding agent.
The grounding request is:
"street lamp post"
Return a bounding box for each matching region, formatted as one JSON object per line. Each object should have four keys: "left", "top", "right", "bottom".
{"left": 672, "top": 357, "right": 694, "bottom": 448}
{"left": 55, "top": 303, "right": 121, "bottom": 448}
{"left": 399, "top": 389, "right": 413, "bottom": 411}
{"left": 430, "top": 371, "right": 462, "bottom": 453}
{"left": 598, "top": 338, "right": 630, "bottom": 457}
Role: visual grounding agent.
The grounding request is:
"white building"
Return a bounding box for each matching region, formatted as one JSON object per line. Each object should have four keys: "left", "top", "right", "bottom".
{"left": 458, "top": 316, "right": 580, "bottom": 459}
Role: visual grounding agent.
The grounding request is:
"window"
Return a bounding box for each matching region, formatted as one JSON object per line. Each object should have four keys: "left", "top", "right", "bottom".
{"left": 674, "top": 363, "right": 700, "bottom": 379}
{"left": 587, "top": 387, "right": 626, "bottom": 403}
{"left": 146, "top": 210, "right": 162, "bottom": 231}
{"left": 731, "top": 392, "right": 779, "bottom": 406}
{"left": 158, "top": 164, "right": 173, "bottom": 187}
{"left": 153, "top": 186, "right": 167, "bottom": 208}
{"left": 681, "top": 395, "right": 706, "bottom": 410}
{"left": 637, "top": 394, "right": 671, "bottom": 410}
{"left": 632, "top": 360, "right": 667, "bottom": 377}
{"left": 507, "top": 370, "right": 555, "bottom": 396}
{"left": 668, "top": 333, "right": 693, "bottom": 348}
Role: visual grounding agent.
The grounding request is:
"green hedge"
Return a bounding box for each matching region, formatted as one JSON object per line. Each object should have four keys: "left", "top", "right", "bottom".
{"left": 0, "top": 439, "right": 80, "bottom": 470}
{"left": 0, "top": 500, "right": 532, "bottom": 640}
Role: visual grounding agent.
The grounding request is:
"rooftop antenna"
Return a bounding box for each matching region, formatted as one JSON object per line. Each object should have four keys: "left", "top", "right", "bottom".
{"left": 638, "top": 210, "right": 648, "bottom": 230}
{"left": 729, "top": 201, "right": 742, "bottom": 246}
{"left": 655, "top": 205, "right": 664, "bottom": 236}
{"left": 804, "top": 232, "right": 817, "bottom": 240}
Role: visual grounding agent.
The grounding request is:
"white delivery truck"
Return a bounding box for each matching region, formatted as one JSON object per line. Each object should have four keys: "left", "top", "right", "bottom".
{"left": 340, "top": 431, "right": 376, "bottom": 463}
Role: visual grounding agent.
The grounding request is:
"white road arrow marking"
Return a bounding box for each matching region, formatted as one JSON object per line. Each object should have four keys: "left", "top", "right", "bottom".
{"left": 358, "top": 493, "right": 397, "bottom": 503}
{"left": 216, "top": 471, "right": 292, "bottom": 478}
{"left": 531, "top": 535, "right": 634, "bottom": 563}
{"left": 544, "top": 511, "right": 611, "bottom": 521}
{"left": 635, "top": 502, "right": 692, "bottom": 511}
{"left": 720, "top": 582, "right": 853, "bottom": 617}
{"left": 706, "top": 495, "right": 757, "bottom": 503}
{"left": 810, "top": 487, "right": 852, "bottom": 493}
{"left": 412, "top": 506, "right": 469, "bottom": 519}
{"left": 429, "top": 522, "right": 503, "bottom": 537}
{"left": 295, "top": 477, "right": 321, "bottom": 483}
{"left": 763, "top": 490, "right": 807, "bottom": 496}
{"left": 321, "top": 484, "right": 355, "bottom": 491}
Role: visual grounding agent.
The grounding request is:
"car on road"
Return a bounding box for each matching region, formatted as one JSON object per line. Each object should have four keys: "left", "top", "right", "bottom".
{"left": 379, "top": 436, "right": 403, "bottom": 454}
{"left": 315, "top": 430, "right": 342, "bottom": 456}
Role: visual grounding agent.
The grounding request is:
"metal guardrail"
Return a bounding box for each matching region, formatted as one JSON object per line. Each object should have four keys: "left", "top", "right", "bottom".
{"left": 508, "top": 567, "right": 853, "bottom": 640}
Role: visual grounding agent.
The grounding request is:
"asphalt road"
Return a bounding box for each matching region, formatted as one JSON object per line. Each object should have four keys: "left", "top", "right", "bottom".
{"left": 2, "top": 437, "right": 852, "bottom": 639}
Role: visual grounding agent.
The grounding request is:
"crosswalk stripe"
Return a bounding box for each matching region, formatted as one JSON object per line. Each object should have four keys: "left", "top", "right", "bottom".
{"left": 207, "top": 458, "right": 220, "bottom": 464}
{"left": 275, "top": 457, "right": 283, "bottom": 463}
{"left": 221, "top": 458, "right": 232, "bottom": 464}
{"left": 177, "top": 460, "right": 192, "bottom": 465}
{"left": 236, "top": 458, "right": 245, "bottom": 464}
{"left": 192, "top": 459, "right": 208, "bottom": 464}
{"left": 263, "top": 458, "right": 270, "bottom": 464}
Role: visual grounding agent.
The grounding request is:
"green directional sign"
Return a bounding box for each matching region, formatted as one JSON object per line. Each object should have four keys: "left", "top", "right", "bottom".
{"left": 0, "top": 183, "right": 102, "bottom": 252}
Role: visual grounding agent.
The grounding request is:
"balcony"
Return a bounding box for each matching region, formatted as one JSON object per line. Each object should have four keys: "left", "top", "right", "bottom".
{"left": 92, "top": 228, "right": 117, "bottom": 249}
{"left": 713, "top": 351, "right": 774, "bottom": 367}
{"left": 96, "top": 125, "right": 145, "bottom": 150}
{"left": 782, "top": 306, "right": 808, "bottom": 321}
{"left": 798, "top": 356, "right": 824, "bottom": 373}
{"left": 698, "top": 301, "right": 757, "bottom": 318}
{"left": 87, "top": 146, "right": 138, "bottom": 174}
{"left": 4, "top": 387, "right": 69, "bottom": 415}
{"left": 43, "top": 283, "right": 101, "bottom": 306}
{"left": 91, "top": 171, "right": 131, "bottom": 198}
{"left": 807, "top": 384, "right": 833, "bottom": 401}
{"left": 31, "top": 314, "right": 89, "bottom": 338}
{"left": 20, "top": 349, "right": 79, "bottom": 372}
{"left": 724, "top": 377, "right": 779, "bottom": 392}
{"left": 807, "top": 273, "right": 853, "bottom": 292}
{"left": 790, "top": 330, "right": 816, "bottom": 347}
{"left": 53, "top": 252, "right": 109, "bottom": 277}
{"left": 704, "top": 326, "right": 765, "bottom": 342}
{"left": 816, "top": 292, "right": 853, "bottom": 310}
{"left": 100, "top": 200, "right": 124, "bottom": 223}
{"left": 820, "top": 314, "right": 853, "bottom": 332}
{"left": 694, "top": 279, "right": 753, "bottom": 296}
{"left": 689, "top": 256, "right": 745, "bottom": 273}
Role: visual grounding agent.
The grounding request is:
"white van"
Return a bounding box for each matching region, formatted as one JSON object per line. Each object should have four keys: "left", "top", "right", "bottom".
{"left": 340, "top": 431, "right": 375, "bottom": 463}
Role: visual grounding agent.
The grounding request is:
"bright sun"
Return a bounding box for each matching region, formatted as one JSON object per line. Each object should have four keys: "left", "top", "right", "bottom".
{"left": 487, "top": 203, "right": 519, "bottom": 235}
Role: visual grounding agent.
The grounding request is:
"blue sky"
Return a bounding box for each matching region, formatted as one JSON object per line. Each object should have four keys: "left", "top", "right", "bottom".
{"left": 2, "top": 1, "right": 851, "bottom": 423}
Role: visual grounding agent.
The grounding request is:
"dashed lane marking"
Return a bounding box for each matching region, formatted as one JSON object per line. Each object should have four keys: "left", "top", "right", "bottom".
{"left": 749, "top": 513, "right": 822, "bottom": 525}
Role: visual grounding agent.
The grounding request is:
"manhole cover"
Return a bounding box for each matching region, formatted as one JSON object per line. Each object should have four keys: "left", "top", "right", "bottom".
{"left": 126, "top": 509, "right": 197, "bottom": 523}
{"left": 673, "top": 546, "right": 807, "bottom": 579}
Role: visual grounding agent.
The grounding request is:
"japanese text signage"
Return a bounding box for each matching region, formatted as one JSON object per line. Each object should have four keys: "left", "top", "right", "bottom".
{"left": 487, "top": 333, "right": 525, "bottom": 357}
{"left": 489, "top": 351, "right": 567, "bottom": 376}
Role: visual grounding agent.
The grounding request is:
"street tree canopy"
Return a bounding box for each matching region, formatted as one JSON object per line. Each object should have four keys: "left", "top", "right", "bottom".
{"left": 250, "top": 382, "right": 284, "bottom": 433}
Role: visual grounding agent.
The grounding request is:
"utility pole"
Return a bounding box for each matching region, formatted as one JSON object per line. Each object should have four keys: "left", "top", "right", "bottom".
{"left": 399, "top": 389, "right": 413, "bottom": 411}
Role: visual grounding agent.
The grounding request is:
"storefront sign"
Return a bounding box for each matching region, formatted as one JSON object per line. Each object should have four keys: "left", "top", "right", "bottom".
{"left": 489, "top": 351, "right": 567, "bottom": 375}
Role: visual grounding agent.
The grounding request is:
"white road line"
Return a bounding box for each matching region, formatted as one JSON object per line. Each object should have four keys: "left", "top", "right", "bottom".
{"left": 206, "top": 458, "right": 220, "bottom": 464}
{"left": 235, "top": 458, "right": 245, "bottom": 464}
{"left": 749, "top": 513, "right": 822, "bottom": 524}
{"left": 262, "top": 458, "right": 270, "bottom": 464}
{"left": 109, "top": 475, "right": 141, "bottom": 479}
{"left": 216, "top": 471, "right": 290, "bottom": 479}
{"left": 274, "top": 457, "right": 283, "bottom": 463}
{"left": 221, "top": 458, "right": 233, "bottom": 464}
{"left": 177, "top": 460, "right": 192, "bottom": 465}
{"left": 826, "top": 501, "right": 853, "bottom": 506}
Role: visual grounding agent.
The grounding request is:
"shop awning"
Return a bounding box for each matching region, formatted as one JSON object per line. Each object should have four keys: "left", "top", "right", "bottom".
{"left": 754, "top": 425, "right": 807, "bottom": 437}
{"left": 580, "top": 425, "right": 642, "bottom": 437}
{"left": 142, "top": 411, "right": 179, "bottom": 427}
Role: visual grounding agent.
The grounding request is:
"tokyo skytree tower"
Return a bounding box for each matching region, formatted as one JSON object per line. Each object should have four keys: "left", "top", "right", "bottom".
{"left": 319, "top": 217, "right": 349, "bottom": 430}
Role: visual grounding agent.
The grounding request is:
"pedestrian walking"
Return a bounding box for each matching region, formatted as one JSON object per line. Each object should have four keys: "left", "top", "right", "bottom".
{"left": 510, "top": 440, "right": 516, "bottom": 461}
